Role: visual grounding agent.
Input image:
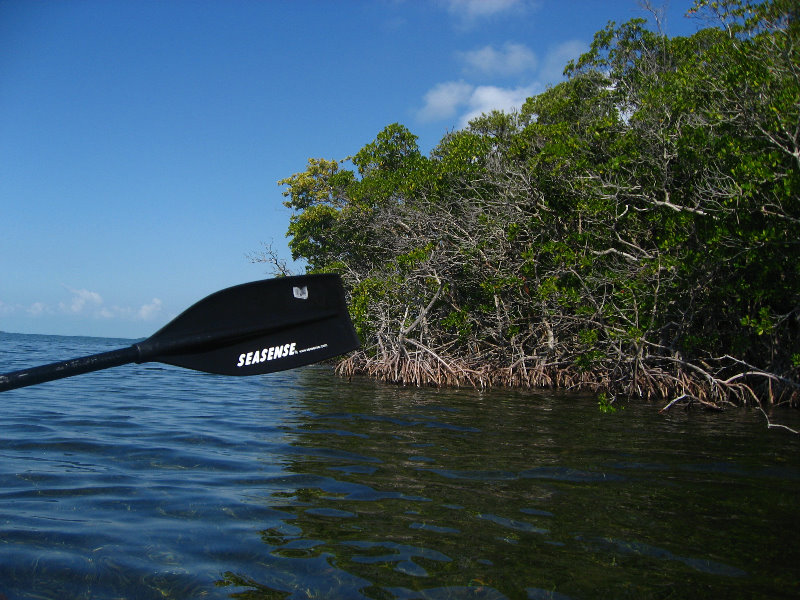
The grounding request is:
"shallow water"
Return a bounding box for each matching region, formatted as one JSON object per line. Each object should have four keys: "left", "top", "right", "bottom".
{"left": 0, "top": 332, "right": 798, "bottom": 599}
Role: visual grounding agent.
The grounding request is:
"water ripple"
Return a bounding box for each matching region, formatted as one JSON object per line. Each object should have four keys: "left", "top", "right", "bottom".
{"left": 1, "top": 334, "right": 796, "bottom": 599}
{"left": 342, "top": 540, "right": 451, "bottom": 577}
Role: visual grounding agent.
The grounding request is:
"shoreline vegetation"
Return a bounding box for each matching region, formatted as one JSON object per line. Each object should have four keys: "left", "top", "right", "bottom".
{"left": 262, "top": 1, "right": 799, "bottom": 413}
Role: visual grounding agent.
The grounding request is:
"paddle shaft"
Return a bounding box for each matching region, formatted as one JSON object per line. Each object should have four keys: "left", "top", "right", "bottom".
{"left": 0, "top": 274, "right": 360, "bottom": 392}
{"left": 0, "top": 346, "right": 139, "bottom": 392}
{"left": 0, "top": 310, "right": 342, "bottom": 392}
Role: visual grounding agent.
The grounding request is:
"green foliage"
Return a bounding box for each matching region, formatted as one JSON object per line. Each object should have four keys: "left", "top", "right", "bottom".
{"left": 741, "top": 307, "right": 776, "bottom": 336}
{"left": 276, "top": 0, "right": 799, "bottom": 403}
{"left": 441, "top": 309, "right": 473, "bottom": 339}
{"left": 395, "top": 243, "right": 434, "bottom": 273}
{"left": 349, "top": 276, "right": 396, "bottom": 341}
{"left": 350, "top": 123, "right": 429, "bottom": 206}
{"left": 597, "top": 393, "right": 620, "bottom": 414}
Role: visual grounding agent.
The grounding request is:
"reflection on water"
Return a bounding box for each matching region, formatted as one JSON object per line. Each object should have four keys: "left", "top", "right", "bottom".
{"left": 0, "top": 333, "right": 798, "bottom": 599}
{"left": 217, "top": 366, "right": 799, "bottom": 600}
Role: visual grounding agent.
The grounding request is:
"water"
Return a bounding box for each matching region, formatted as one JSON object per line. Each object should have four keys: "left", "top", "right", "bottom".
{"left": 0, "top": 332, "right": 798, "bottom": 599}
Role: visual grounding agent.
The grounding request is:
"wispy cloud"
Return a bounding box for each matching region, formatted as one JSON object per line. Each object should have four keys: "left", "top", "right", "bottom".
{"left": 461, "top": 83, "right": 541, "bottom": 126}
{"left": 0, "top": 301, "right": 13, "bottom": 314}
{"left": 418, "top": 81, "right": 475, "bottom": 122}
{"left": 443, "top": 0, "right": 527, "bottom": 21}
{"left": 1, "top": 287, "right": 164, "bottom": 323}
{"left": 417, "top": 39, "right": 588, "bottom": 128}
{"left": 137, "top": 298, "right": 163, "bottom": 320}
{"left": 419, "top": 82, "right": 541, "bottom": 128}
{"left": 27, "top": 302, "right": 51, "bottom": 316}
{"left": 459, "top": 42, "right": 538, "bottom": 76}
{"left": 59, "top": 287, "right": 103, "bottom": 314}
{"left": 538, "top": 39, "right": 587, "bottom": 83}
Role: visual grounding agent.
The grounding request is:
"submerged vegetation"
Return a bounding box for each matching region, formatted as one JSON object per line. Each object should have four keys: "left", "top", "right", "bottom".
{"left": 272, "top": 1, "right": 799, "bottom": 409}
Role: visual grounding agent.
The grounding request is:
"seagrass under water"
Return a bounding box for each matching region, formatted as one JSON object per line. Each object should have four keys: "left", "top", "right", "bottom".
{"left": 0, "top": 332, "right": 798, "bottom": 599}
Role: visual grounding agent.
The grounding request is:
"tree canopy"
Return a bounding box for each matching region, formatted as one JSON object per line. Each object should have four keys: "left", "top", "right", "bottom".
{"left": 275, "top": 0, "right": 799, "bottom": 409}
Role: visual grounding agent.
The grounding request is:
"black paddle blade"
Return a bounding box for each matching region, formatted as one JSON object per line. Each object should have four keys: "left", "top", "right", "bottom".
{"left": 136, "top": 274, "right": 360, "bottom": 376}
{"left": 0, "top": 274, "right": 359, "bottom": 392}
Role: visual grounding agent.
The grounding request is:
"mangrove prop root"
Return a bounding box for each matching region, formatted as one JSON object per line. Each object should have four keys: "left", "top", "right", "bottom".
{"left": 336, "top": 348, "right": 800, "bottom": 413}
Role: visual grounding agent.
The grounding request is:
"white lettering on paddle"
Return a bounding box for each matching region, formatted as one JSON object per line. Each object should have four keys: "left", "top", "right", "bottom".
{"left": 237, "top": 342, "right": 297, "bottom": 367}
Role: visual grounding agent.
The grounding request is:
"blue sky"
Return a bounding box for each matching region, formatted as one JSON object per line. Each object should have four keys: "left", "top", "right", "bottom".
{"left": 0, "top": 0, "right": 702, "bottom": 338}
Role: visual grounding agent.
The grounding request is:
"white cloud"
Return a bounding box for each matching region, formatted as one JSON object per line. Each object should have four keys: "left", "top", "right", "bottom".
{"left": 98, "top": 298, "right": 163, "bottom": 321}
{"left": 6, "top": 287, "right": 164, "bottom": 323}
{"left": 60, "top": 287, "right": 103, "bottom": 314}
{"left": 444, "top": 0, "right": 525, "bottom": 20}
{"left": 27, "top": 302, "right": 50, "bottom": 316}
{"left": 418, "top": 81, "right": 475, "bottom": 122}
{"left": 417, "top": 81, "right": 540, "bottom": 128}
{"left": 459, "top": 84, "right": 541, "bottom": 127}
{"left": 539, "top": 39, "right": 588, "bottom": 83}
{"left": 417, "top": 39, "right": 589, "bottom": 129}
{"left": 0, "top": 300, "right": 16, "bottom": 315}
{"left": 138, "top": 298, "right": 163, "bottom": 320}
{"left": 460, "top": 42, "right": 537, "bottom": 76}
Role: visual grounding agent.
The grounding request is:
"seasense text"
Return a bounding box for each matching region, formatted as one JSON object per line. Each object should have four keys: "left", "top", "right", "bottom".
{"left": 237, "top": 342, "right": 297, "bottom": 367}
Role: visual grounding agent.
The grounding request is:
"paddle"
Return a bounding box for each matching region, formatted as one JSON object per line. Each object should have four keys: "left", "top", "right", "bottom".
{"left": 0, "top": 274, "right": 360, "bottom": 392}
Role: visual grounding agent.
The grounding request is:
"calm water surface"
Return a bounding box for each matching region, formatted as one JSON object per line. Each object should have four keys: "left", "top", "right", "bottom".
{"left": 0, "top": 332, "right": 798, "bottom": 599}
